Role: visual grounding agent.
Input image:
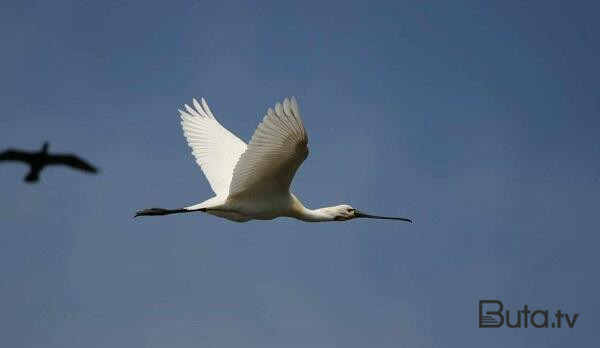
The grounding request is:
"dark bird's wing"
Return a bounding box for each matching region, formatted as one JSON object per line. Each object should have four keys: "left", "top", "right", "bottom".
{"left": 0, "top": 149, "right": 33, "bottom": 163}
{"left": 46, "top": 154, "right": 99, "bottom": 173}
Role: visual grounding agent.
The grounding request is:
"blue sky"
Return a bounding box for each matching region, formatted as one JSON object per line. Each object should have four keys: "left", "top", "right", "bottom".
{"left": 1, "top": 0, "right": 599, "bottom": 346}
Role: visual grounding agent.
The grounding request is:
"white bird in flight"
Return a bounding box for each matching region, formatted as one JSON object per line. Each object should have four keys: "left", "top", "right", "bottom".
{"left": 135, "top": 97, "right": 412, "bottom": 223}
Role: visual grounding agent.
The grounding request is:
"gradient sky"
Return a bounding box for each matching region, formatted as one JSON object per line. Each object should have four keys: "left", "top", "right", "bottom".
{"left": 1, "top": 0, "right": 599, "bottom": 347}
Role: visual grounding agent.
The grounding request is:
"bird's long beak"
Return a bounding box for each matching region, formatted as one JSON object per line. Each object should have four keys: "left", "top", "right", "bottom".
{"left": 354, "top": 210, "right": 412, "bottom": 223}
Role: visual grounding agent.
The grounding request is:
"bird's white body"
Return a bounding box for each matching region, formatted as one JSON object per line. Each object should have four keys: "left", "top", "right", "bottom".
{"left": 192, "top": 192, "right": 295, "bottom": 222}
{"left": 136, "top": 97, "right": 411, "bottom": 224}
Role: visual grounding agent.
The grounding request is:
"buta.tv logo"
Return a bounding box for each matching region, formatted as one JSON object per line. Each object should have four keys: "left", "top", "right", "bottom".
{"left": 479, "top": 300, "right": 579, "bottom": 328}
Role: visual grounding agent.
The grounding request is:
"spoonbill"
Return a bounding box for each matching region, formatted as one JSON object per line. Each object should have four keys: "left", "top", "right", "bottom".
{"left": 0, "top": 142, "right": 98, "bottom": 183}
{"left": 135, "top": 97, "right": 411, "bottom": 223}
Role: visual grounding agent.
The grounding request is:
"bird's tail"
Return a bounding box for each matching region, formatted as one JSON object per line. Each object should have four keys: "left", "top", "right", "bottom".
{"left": 134, "top": 207, "right": 205, "bottom": 217}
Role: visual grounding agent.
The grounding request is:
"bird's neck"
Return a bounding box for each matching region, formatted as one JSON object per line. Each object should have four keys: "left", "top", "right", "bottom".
{"left": 297, "top": 206, "right": 336, "bottom": 222}
{"left": 289, "top": 194, "right": 337, "bottom": 222}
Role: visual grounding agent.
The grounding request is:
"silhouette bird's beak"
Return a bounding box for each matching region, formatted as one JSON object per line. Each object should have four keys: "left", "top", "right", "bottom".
{"left": 354, "top": 210, "right": 412, "bottom": 223}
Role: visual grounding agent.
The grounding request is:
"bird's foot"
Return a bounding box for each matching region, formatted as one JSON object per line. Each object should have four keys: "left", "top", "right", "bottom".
{"left": 134, "top": 207, "right": 170, "bottom": 217}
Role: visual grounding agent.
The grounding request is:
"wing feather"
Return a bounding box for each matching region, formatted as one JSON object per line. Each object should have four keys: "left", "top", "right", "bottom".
{"left": 47, "top": 155, "right": 98, "bottom": 172}
{"left": 0, "top": 150, "right": 32, "bottom": 163}
{"left": 228, "top": 97, "right": 308, "bottom": 199}
{"left": 179, "top": 98, "right": 247, "bottom": 197}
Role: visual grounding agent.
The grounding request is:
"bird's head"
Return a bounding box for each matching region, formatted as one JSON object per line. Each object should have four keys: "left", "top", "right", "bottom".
{"left": 329, "top": 204, "right": 412, "bottom": 223}
{"left": 329, "top": 204, "right": 356, "bottom": 221}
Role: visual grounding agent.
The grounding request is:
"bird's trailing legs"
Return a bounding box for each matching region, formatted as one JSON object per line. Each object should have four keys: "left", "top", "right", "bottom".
{"left": 134, "top": 207, "right": 204, "bottom": 217}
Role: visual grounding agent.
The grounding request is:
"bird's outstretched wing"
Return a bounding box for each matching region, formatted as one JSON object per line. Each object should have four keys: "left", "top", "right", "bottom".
{"left": 46, "top": 154, "right": 98, "bottom": 173}
{"left": 179, "top": 98, "right": 248, "bottom": 197}
{"left": 0, "top": 149, "right": 32, "bottom": 163}
{"left": 228, "top": 97, "right": 308, "bottom": 199}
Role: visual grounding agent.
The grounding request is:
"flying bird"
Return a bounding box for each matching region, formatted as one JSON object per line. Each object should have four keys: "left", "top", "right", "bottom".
{"left": 0, "top": 142, "right": 98, "bottom": 183}
{"left": 135, "top": 97, "right": 411, "bottom": 223}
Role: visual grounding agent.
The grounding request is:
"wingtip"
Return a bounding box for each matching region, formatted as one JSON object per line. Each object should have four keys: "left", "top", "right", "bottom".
{"left": 283, "top": 98, "right": 292, "bottom": 115}
{"left": 201, "top": 98, "right": 215, "bottom": 119}
{"left": 290, "top": 96, "right": 299, "bottom": 114}
{"left": 184, "top": 104, "right": 195, "bottom": 116}
{"left": 193, "top": 97, "right": 201, "bottom": 109}
{"left": 274, "top": 102, "right": 284, "bottom": 117}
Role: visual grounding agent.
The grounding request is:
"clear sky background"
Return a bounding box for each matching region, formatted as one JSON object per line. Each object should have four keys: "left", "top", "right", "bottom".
{"left": 1, "top": 0, "right": 599, "bottom": 347}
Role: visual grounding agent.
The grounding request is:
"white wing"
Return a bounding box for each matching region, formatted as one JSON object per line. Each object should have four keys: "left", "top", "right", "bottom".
{"left": 179, "top": 98, "right": 247, "bottom": 197}
{"left": 228, "top": 97, "right": 308, "bottom": 199}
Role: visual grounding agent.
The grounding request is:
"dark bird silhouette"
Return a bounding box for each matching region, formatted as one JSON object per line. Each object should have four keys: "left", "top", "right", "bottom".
{"left": 0, "top": 142, "right": 98, "bottom": 183}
